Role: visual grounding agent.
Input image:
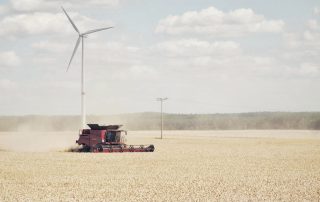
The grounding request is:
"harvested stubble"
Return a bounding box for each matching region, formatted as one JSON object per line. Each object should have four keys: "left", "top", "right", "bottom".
{"left": 0, "top": 130, "right": 320, "bottom": 201}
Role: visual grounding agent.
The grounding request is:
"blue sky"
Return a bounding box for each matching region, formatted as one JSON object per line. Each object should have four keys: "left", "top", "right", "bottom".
{"left": 0, "top": 0, "right": 319, "bottom": 115}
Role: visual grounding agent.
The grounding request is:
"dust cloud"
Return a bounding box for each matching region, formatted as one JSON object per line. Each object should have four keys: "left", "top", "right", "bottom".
{"left": 0, "top": 116, "right": 130, "bottom": 152}
{"left": 0, "top": 132, "right": 78, "bottom": 152}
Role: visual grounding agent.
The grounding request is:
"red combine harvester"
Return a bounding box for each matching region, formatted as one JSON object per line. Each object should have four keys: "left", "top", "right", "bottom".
{"left": 76, "top": 124, "right": 155, "bottom": 153}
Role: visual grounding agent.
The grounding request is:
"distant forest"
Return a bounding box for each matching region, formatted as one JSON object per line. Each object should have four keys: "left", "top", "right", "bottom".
{"left": 1, "top": 112, "right": 320, "bottom": 131}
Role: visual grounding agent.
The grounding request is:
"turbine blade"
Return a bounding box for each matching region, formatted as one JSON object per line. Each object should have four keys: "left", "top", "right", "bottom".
{"left": 82, "top": 27, "right": 113, "bottom": 35}
{"left": 67, "top": 36, "right": 81, "bottom": 71}
{"left": 61, "top": 6, "right": 80, "bottom": 34}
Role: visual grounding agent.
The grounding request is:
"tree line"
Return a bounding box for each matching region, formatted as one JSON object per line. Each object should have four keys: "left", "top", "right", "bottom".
{"left": 1, "top": 112, "right": 320, "bottom": 131}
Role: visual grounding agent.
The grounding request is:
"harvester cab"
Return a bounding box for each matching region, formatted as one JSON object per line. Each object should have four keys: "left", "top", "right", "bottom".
{"left": 76, "top": 124, "right": 154, "bottom": 153}
{"left": 105, "top": 130, "right": 127, "bottom": 144}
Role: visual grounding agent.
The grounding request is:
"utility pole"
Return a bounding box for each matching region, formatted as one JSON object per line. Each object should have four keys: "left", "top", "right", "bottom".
{"left": 156, "top": 97, "right": 168, "bottom": 139}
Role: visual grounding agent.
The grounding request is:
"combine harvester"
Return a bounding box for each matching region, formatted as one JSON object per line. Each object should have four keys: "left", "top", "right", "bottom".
{"left": 76, "top": 124, "right": 155, "bottom": 153}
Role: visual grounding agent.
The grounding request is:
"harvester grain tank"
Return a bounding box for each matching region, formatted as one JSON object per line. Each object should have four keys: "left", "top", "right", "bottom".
{"left": 76, "top": 124, "right": 155, "bottom": 153}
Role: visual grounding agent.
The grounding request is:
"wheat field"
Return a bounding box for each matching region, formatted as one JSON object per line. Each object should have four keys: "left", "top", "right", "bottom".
{"left": 0, "top": 130, "right": 320, "bottom": 201}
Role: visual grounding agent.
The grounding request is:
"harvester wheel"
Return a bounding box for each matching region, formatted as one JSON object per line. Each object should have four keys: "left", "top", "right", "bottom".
{"left": 129, "top": 145, "right": 134, "bottom": 152}
{"left": 80, "top": 145, "right": 90, "bottom": 152}
{"left": 95, "top": 144, "right": 103, "bottom": 152}
{"left": 148, "top": 144, "right": 155, "bottom": 152}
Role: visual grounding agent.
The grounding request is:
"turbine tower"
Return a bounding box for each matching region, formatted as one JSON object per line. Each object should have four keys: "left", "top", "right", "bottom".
{"left": 62, "top": 7, "right": 113, "bottom": 129}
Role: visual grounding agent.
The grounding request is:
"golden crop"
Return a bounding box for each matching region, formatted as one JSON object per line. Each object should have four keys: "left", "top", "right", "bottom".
{"left": 0, "top": 130, "right": 320, "bottom": 201}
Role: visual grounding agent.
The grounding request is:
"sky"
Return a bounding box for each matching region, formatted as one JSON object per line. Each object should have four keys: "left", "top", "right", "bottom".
{"left": 0, "top": 0, "right": 319, "bottom": 115}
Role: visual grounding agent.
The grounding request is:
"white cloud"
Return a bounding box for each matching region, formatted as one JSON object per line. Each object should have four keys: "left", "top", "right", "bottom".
{"left": 283, "top": 32, "right": 301, "bottom": 48}
{"left": 156, "top": 6, "right": 284, "bottom": 37}
{"left": 83, "top": 41, "right": 144, "bottom": 69}
{"left": 9, "top": 0, "right": 119, "bottom": 12}
{"left": 0, "top": 12, "right": 113, "bottom": 38}
{"left": 281, "top": 16, "right": 320, "bottom": 78}
{"left": 314, "top": 7, "right": 320, "bottom": 16}
{"left": 150, "top": 38, "right": 286, "bottom": 80}
{"left": 299, "top": 63, "right": 319, "bottom": 75}
{"left": 29, "top": 38, "right": 147, "bottom": 77}
{"left": 281, "top": 63, "right": 320, "bottom": 78}
{"left": 0, "top": 5, "right": 10, "bottom": 15}
{"left": 130, "top": 65, "right": 155, "bottom": 76}
{"left": 155, "top": 38, "right": 241, "bottom": 57}
{"left": 302, "top": 19, "right": 320, "bottom": 46}
{"left": 0, "top": 79, "right": 18, "bottom": 90}
{"left": 32, "top": 40, "right": 70, "bottom": 53}
{"left": 113, "top": 65, "right": 157, "bottom": 80}
{"left": 284, "top": 18, "right": 320, "bottom": 51}
{"left": 307, "top": 19, "right": 319, "bottom": 31}
{"left": 303, "top": 30, "right": 320, "bottom": 43}
{"left": 0, "top": 51, "right": 20, "bottom": 67}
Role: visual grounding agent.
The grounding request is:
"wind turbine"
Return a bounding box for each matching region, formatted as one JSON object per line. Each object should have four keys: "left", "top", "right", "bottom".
{"left": 62, "top": 7, "right": 113, "bottom": 129}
